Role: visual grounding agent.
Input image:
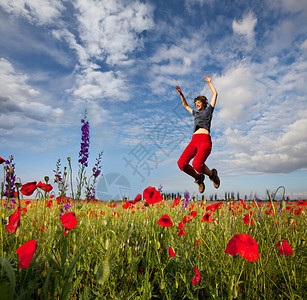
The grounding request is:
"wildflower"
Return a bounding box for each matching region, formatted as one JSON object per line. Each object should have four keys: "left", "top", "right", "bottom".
{"left": 20, "top": 181, "right": 37, "bottom": 196}
{"left": 182, "top": 216, "right": 192, "bottom": 223}
{"left": 78, "top": 113, "right": 90, "bottom": 167}
{"left": 178, "top": 221, "right": 184, "bottom": 229}
{"left": 174, "top": 197, "right": 180, "bottom": 206}
{"left": 130, "top": 193, "right": 142, "bottom": 204}
{"left": 178, "top": 229, "right": 186, "bottom": 236}
{"left": 225, "top": 234, "right": 259, "bottom": 262}
{"left": 6, "top": 207, "right": 22, "bottom": 233}
{"left": 0, "top": 157, "right": 6, "bottom": 164}
{"left": 202, "top": 212, "right": 215, "bottom": 224}
{"left": 15, "top": 240, "right": 37, "bottom": 269}
{"left": 189, "top": 210, "right": 197, "bottom": 218}
{"left": 143, "top": 186, "right": 163, "bottom": 205}
{"left": 192, "top": 267, "right": 200, "bottom": 285}
{"left": 169, "top": 247, "right": 176, "bottom": 258}
{"left": 276, "top": 239, "right": 293, "bottom": 255}
{"left": 297, "top": 200, "right": 307, "bottom": 206}
{"left": 206, "top": 202, "right": 223, "bottom": 212}
{"left": 243, "top": 214, "right": 249, "bottom": 224}
{"left": 157, "top": 214, "right": 173, "bottom": 227}
{"left": 60, "top": 212, "right": 77, "bottom": 236}
{"left": 37, "top": 181, "right": 53, "bottom": 193}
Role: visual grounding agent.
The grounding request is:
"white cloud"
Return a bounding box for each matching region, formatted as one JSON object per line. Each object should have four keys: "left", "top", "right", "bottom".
{"left": 0, "top": 0, "right": 65, "bottom": 25}
{"left": 232, "top": 12, "right": 257, "bottom": 46}
{"left": 0, "top": 58, "right": 64, "bottom": 129}
{"left": 74, "top": 0, "right": 154, "bottom": 65}
{"left": 69, "top": 67, "right": 129, "bottom": 101}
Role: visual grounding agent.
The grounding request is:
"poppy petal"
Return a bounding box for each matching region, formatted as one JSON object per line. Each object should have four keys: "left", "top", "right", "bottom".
{"left": 15, "top": 240, "right": 37, "bottom": 268}
{"left": 157, "top": 214, "right": 173, "bottom": 227}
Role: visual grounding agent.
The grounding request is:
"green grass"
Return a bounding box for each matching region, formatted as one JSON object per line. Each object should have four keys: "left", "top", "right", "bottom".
{"left": 1, "top": 198, "right": 306, "bottom": 299}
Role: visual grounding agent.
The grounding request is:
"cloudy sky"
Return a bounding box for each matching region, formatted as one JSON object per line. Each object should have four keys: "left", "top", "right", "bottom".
{"left": 1, "top": 0, "right": 306, "bottom": 200}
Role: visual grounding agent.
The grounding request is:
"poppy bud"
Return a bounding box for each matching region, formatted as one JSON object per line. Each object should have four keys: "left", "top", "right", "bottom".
{"left": 288, "top": 217, "right": 294, "bottom": 225}
{"left": 44, "top": 176, "right": 49, "bottom": 182}
{"left": 67, "top": 157, "right": 71, "bottom": 162}
{"left": 15, "top": 182, "right": 21, "bottom": 188}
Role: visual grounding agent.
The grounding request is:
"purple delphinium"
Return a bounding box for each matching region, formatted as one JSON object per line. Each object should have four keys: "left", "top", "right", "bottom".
{"left": 78, "top": 111, "right": 90, "bottom": 167}
{"left": 182, "top": 191, "right": 190, "bottom": 212}
{"left": 158, "top": 185, "right": 163, "bottom": 193}
{"left": 4, "top": 156, "right": 16, "bottom": 200}
{"left": 53, "top": 159, "right": 63, "bottom": 184}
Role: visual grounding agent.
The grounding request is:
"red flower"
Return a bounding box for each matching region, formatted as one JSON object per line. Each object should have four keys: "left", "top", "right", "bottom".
{"left": 178, "top": 221, "right": 184, "bottom": 229}
{"left": 130, "top": 193, "right": 142, "bottom": 204}
{"left": 6, "top": 207, "right": 22, "bottom": 233}
{"left": 15, "top": 240, "right": 37, "bottom": 269}
{"left": 25, "top": 200, "right": 31, "bottom": 205}
{"left": 202, "top": 212, "right": 215, "bottom": 224}
{"left": 0, "top": 157, "right": 6, "bottom": 164}
{"left": 189, "top": 210, "right": 197, "bottom": 218}
{"left": 60, "top": 212, "right": 77, "bottom": 230}
{"left": 192, "top": 267, "right": 200, "bottom": 285}
{"left": 276, "top": 239, "right": 293, "bottom": 255}
{"left": 297, "top": 200, "right": 307, "bottom": 206}
{"left": 178, "top": 229, "right": 186, "bottom": 236}
{"left": 174, "top": 197, "right": 180, "bottom": 206}
{"left": 122, "top": 202, "right": 132, "bottom": 209}
{"left": 20, "top": 181, "right": 37, "bottom": 196}
{"left": 182, "top": 216, "right": 192, "bottom": 223}
{"left": 157, "top": 214, "right": 173, "bottom": 227}
{"left": 169, "top": 247, "right": 176, "bottom": 258}
{"left": 225, "top": 234, "right": 259, "bottom": 262}
{"left": 265, "top": 210, "right": 274, "bottom": 215}
{"left": 143, "top": 186, "right": 163, "bottom": 205}
{"left": 243, "top": 214, "right": 249, "bottom": 224}
{"left": 206, "top": 202, "right": 223, "bottom": 212}
{"left": 37, "top": 181, "right": 53, "bottom": 193}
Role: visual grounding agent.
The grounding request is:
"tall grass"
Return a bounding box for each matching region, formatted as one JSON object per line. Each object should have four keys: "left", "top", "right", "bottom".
{"left": 1, "top": 197, "right": 306, "bottom": 299}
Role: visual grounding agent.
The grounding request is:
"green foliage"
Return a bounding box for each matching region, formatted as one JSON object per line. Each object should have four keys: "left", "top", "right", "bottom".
{"left": 1, "top": 197, "right": 306, "bottom": 299}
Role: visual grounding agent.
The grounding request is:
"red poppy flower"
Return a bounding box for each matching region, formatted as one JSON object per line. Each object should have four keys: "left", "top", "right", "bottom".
{"left": 202, "top": 212, "right": 215, "bottom": 224}
{"left": 178, "top": 221, "right": 184, "bottom": 229}
{"left": 37, "top": 181, "right": 53, "bottom": 193}
{"left": 206, "top": 202, "right": 223, "bottom": 212}
{"left": 276, "top": 239, "right": 293, "bottom": 255}
{"left": 15, "top": 240, "right": 37, "bottom": 269}
{"left": 174, "top": 197, "right": 180, "bottom": 206}
{"left": 143, "top": 186, "right": 163, "bottom": 205}
{"left": 297, "top": 200, "right": 307, "bottom": 206}
{"left": 60, "top": 212, "right": 77, "bottom": 230}
{"left": 169, "top": 247, "right": 176, "bottom": 258}
{"left": 192, "top": 267, "right": 200, "bottom": 285}
{"left": 6, "top": 207, "right": 22, "bottom": 233}
{"left": 122, "top": 202, "right": 132, "bottom": 209}
{"left": 189, "top": 210, "right": 197, "bottom": 218}
{"left": 243, "top": 214, "right": 249, "bottom": 224}
{"left": 182, "top": 216, "right": 192, "bottom": 223}
{"left": 178, "top": 229, "right": 186, "bottom": 236}
{"left": 157, "top": 214, "right": 173, "bottom": 227}
{"left": 225, "top": 234, "right": 259, "bottom": 262}
{"left": 0, "top": 157, "right": 6, "bottom": 164}
{"left": 20, "top": 181, "right": 37, "bottom": 196}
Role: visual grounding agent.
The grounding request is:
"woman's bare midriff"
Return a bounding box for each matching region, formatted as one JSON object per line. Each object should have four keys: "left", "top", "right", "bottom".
{"left": 194, "top": 128, "right": 210, "bottom": 135}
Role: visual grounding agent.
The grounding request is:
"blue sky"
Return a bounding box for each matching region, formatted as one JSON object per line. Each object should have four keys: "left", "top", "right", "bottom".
{"left": 1, "top": 0, "right": 307, "bottom": 200}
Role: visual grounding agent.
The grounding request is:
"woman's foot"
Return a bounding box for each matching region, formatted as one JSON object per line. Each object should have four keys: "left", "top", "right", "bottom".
{"left": 209, "top": 169, "right": 220, "bottom": 189}
{"left": 195, "top": 174, "right": 205, "bottom": 193}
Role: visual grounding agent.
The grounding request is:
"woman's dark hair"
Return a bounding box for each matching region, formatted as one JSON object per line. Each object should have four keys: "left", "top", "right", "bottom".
{"left": 194, "top": 96, "right": 208, "bottom": 108}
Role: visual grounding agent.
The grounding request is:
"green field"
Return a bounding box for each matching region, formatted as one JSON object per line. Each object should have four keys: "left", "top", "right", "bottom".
{"left": 1, "top": 193, "right": 306, "bottom": 299}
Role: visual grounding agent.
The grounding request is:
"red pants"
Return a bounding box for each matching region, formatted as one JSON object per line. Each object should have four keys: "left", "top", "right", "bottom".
{"left": 177, "top": 133, "right": 212, "bottom": 174}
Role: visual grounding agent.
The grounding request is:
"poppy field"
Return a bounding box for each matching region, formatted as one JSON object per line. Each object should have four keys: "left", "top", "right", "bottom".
{"left": 1, "top": 186, "right": 307, "bottom": 299}
{"left": 1, "top": 113, "right": 306, "bottom": 299}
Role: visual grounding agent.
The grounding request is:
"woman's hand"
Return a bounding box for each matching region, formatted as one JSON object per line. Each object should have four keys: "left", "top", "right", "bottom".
{"left": 175, "top": 85, "right": 183, "bottom": 96}
{"left": 204, "top": 75, "right": 212, "bottom": 83}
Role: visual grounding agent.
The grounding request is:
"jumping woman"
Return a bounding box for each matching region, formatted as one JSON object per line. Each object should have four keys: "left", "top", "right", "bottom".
{"left": 176, "top": 75, "right": 220, "bottom": 193}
